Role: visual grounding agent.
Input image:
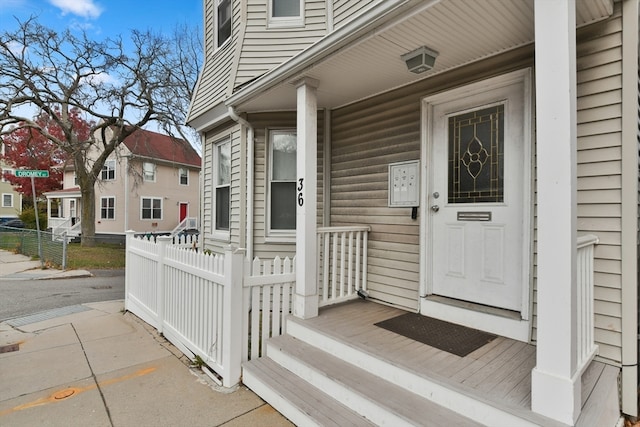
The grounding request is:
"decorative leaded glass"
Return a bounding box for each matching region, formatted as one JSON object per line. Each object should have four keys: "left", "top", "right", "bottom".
{"left": 448, "top": 105, "right": 504, "bottom": 204}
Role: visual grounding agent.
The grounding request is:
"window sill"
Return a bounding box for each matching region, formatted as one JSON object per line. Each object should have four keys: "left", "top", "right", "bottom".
{"left": 267, "top": 18, "right": 304, "bottom": 29}
{"left": 209, "top": 231, "right": 230, "bottom": 242}
{"left": 265, "top": 234, "right": 296, "bottom": 244}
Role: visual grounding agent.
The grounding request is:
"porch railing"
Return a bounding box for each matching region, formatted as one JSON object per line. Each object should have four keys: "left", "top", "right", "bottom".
{"left": 576, "top": 234, "right": 599, "bottom": 373}
{"left": 317, "top": 226, "right": 370, "bottom": 307}
{"left": 171, "top": 217, "right": 198, "bottom": 236}
{"left": 49, "top": 218, "right": 81, "bottom": 240}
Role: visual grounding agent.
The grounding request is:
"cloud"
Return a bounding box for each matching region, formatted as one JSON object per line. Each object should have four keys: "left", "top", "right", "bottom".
{"left": 49, "top": 0, "right": 103, "bottom": 19}
{"left": 82, "top": 71, "right": 117, "bottom": 86}
{"left": 6, "top": 41, "right": 26, "bottom": 55}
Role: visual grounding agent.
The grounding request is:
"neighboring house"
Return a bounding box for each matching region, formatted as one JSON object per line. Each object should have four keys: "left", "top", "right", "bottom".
{"left": 44, "top": 128, "right": 201, "bottom": 241}
{"left": 0, "top": 163, "right": 22, "bottom": 222}
{"left": 187, "top": 1, "right": 638, "bottom": 426}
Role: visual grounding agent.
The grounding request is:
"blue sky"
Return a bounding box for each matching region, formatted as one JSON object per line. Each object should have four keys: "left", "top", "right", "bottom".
{"left": 1, "top": 0, "right": 203, "bottom": 39}
{"left": 1, "top": 0, "right": 204, "bottom": 146}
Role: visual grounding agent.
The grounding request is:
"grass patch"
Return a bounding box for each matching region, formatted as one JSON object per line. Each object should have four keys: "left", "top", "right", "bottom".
{"left": 66, "top": 242, "right": 126, "bottom": 270}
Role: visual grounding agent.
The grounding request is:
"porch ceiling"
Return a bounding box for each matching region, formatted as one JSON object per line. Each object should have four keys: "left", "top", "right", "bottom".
{"left": 232, "top": 0, "right": 612, "bottom": 113}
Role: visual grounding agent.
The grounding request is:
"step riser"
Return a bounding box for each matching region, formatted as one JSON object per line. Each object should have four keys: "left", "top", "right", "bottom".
{"left": 243, "top": 367, "right": 323, "bottom": 427}
{"left": 285, "top": 318, "right": 539, "bottom": 427}
{"left": 267, "top": 339, "right": 414, "bottom": 427}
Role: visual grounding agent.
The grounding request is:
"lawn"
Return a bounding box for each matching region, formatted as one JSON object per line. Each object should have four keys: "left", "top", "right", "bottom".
{"left": 66, "top": 242, "right": 126, "bottom": 270}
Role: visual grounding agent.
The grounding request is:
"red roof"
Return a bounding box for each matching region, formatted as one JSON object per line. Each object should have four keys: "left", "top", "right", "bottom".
{"left": 122, "top": 128, "right": 200, "bottom": 167}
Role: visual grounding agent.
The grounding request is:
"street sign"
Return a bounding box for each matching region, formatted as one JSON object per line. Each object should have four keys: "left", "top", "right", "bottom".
{"left": 14, "top": 170, "right": 49, "bottom": 178}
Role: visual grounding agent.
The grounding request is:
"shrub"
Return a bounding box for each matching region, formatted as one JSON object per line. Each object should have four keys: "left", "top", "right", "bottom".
{"left": 19, "top": 207, "right": 48, "bottom": 230}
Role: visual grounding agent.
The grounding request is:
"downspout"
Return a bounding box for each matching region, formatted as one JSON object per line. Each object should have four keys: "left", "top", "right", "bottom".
{"left": 199, "top": 132, "right": 205, "bottom": 252}
{"left": 229, "top": 106, "right": 254, "bottom": 261}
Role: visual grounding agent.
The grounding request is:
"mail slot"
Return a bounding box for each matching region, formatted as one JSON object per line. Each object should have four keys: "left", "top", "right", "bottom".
{"left": 457, "top": 211, "right": 492, "bottom": 221}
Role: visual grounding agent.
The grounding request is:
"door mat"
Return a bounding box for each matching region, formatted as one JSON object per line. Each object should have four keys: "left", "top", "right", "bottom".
{"left": 374, "top": 313, "right": 497, "bottom": 357}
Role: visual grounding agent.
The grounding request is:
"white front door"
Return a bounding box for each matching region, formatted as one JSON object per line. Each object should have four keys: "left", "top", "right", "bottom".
{"left": 425, "top": 72, "right": 531, "bottom": 313}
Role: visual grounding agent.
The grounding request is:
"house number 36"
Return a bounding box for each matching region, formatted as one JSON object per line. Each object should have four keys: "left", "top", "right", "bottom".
{"left": 297, "top": 178, "right": 304, "bottom": 206}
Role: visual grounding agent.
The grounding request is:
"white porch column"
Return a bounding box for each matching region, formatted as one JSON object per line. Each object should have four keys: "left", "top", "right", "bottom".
{"left": 294, "top": 77, "right": 319, "bottom": 319}
{"left": 531, "top": 0, "right": 580, "bottom": 425}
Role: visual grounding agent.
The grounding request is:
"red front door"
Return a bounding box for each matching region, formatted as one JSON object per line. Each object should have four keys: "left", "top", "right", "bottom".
{"left": 179, "top": 203, "right": 188, "bottom": 222}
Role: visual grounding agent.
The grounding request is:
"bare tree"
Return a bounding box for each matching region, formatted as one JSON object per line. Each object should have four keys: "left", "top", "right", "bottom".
{"left": 0, "top": 17, "right": 202, "bottom": 246}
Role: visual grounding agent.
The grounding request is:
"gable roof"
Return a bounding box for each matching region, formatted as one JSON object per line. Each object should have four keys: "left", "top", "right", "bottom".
{"left": 122, "top": 128, "right": 201, "bottom": 168}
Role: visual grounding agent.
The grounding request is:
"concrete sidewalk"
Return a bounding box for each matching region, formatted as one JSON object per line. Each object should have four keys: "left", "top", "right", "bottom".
{"left": 0, "top": 250, "right": 92, "bottom": 280}
{"left": 0, "top": 300, "right": 294, "bottom": 426}
{"left": 0, "top": 250, "right": 293, "bottom": 426}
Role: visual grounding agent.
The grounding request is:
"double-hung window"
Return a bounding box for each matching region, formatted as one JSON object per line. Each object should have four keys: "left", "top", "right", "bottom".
{"left": 269, "top": 0, "right": 303, "bottom": 27}
{"left": 141, "top": 197, "right": 162, "bottom": 220}
{"left": 214, "top": 139, "right": 231, "bottom": 233}
{"left": 100, "top": 197, "right": 115, "bottom": 220}
{"left": 217, "top": 0, "right": 231, "bottom": 47}
{"left": 2, "top": 194, "right": 13, "bottom": 208}
{"left": 179, "top": 168, "right": 189, "bottom": 186}
{"left": 143, "top": 162, "right": 156, "bottom": 182}
{"left": 101, "top": 159, "right": 115, "bottom": 181}
{"left": 268, "top": 130, "right": 296, "bottom": 234}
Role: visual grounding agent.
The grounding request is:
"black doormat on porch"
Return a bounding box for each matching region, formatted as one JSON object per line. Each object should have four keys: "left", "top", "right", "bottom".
{"left": 374, "top": 313, "right": 497, "bottom": 357}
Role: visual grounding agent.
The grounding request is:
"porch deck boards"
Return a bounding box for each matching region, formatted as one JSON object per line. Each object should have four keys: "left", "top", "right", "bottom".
{"left": 302, "top": 300, "right": 604, "bottom": 417}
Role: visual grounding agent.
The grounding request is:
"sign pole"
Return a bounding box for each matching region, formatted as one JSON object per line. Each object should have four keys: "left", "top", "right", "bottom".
{"left": 15, "top": 170, "right": 49, "bottom": 267}
{"left": 30, "top": 175, "right": 44, "bottom": 267}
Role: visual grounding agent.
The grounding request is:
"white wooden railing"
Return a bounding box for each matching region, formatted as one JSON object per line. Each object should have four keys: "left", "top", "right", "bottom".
{"left": 576, "top": 234, "right": 599, "bottom": 373}
{"left": 48, "top": 217, "right": 68, "bottom": 230}
{"left": 317, "top": 226, "right": 370, "bottom": 307}
{"left": 125, "top": 232, "right": 296, "bottom": 387}
{"left": 170, "top": 217, "right": 198, "bottom": 236}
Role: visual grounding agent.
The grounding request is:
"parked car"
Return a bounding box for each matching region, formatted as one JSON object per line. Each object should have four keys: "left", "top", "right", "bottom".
{"left": 1, "top": 219, "right": 25, "bottom": 229}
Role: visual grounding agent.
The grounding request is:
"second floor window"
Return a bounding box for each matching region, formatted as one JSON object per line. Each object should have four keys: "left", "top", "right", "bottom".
{"left": 217, "top": 0, "right": 231, "bottom": 47}
{"left": 141, "top": 197, "right": 162, "bottom": 220}
{"left": 143, "top": 162, "right": 156, "bottom": 182}
{"left": 270, "top": 0, "right": 303, "bottom": 27}
{"left": 101, "top": 160, "right": 115, "bottom": 181}
{"left": 100, "top": 197, "right": 115, "bottom": 220}
{"left": 179, "top": 168, "right": 189, "bottom": 186}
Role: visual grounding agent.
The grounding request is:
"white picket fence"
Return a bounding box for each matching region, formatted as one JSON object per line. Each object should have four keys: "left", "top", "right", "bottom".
{"left": 124, "top": 232, "right": 295, "bottom": 387}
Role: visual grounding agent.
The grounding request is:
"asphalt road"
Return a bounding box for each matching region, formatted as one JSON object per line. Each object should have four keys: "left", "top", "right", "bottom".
{"left": 0, "top": 270, "right": 125, "bottom": 322}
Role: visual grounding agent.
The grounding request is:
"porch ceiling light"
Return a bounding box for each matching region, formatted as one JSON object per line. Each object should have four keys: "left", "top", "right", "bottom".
{"left": 401, "top": 46, "right": 439, "bottom": 74}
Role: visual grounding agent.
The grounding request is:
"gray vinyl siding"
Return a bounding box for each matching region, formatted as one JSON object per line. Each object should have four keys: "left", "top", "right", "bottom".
{"left": 575, "top": 6, "right": 624, "bottom": 364}
{"left": 248, "top": 111, "right": 325, "bottom": 261}
{"left": 331, "top": 46, "right": 534, "bottom": 311}
{"left": 189, "top": 1, "right": 241, "bottom": 121}
{"left": 202, "top": 122, "right": 243, "bottom": 254}
{"left": 236, "top": 0, "right": 327, "bottom": 88}
{"left": 332, "top": 0, "right": 376, "bottom": 28}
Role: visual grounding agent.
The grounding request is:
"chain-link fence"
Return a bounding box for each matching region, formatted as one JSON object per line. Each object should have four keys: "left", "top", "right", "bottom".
{"left": 0, "top": 226, "right": 67, "bottom": 268}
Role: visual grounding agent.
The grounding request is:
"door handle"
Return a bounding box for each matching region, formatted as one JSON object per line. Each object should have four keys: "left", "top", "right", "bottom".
{"left": 431, "top": 205, "right": 440, "bottom": 212}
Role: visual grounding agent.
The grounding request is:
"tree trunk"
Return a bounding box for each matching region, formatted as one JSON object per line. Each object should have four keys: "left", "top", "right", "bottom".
{"left": 80, "top": 184, "right": 96, "bottom": 247}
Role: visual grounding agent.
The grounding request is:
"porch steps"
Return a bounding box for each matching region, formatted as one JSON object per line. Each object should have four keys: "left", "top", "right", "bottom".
{"left": 243, "top": 316, "right": 570, "bottom": 427}
{"left": 244, "top": 357, "right": 376, "bottom": 426}
{"left": 261, "top": 333, "right": 483, "bottom": 426}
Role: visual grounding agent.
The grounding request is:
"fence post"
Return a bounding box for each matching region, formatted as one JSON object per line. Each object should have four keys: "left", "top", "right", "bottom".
{"left": 156, "top": 235, "right": 171, "bottom": 334}
{"left": 124, "top": 230, "right": 136, "bottom": 312}
{"left": 223, "top": 246, "right": 244, "bottom": 388}
{"left": 61, "top": 232, "right": 67, "bottom": 270}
